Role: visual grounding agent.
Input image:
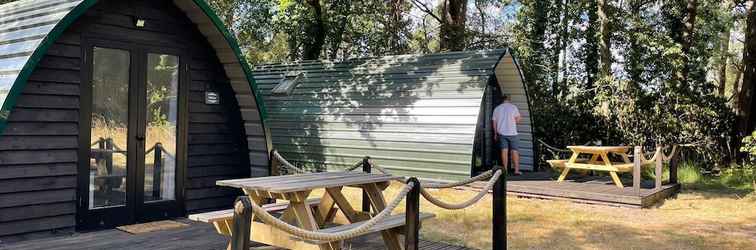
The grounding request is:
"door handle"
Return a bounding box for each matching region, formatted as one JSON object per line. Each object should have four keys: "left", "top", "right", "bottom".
{"left": 136, "top": 135, "right": 145, "bottom": 140}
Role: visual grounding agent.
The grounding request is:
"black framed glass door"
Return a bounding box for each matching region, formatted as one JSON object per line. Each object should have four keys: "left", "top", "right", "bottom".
{"left": 77, "top": 39, "right": 187, "bottom": 229}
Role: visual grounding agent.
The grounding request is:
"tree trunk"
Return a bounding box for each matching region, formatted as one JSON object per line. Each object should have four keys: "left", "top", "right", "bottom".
{"left": 736, "top": 0, "right": 756, "bottom": 152}
{"left": 627, "top": 0, "right": 644, "bottom": 86}
{"left": 302, "top": 0, "right": 326, "bottom": 60}
{"left": 719, "top": 27, "right": 731, "bottom": 96}
{"left": 597, "top": 0, "right": 611, "bottom": 78}
{"left": 585, "top": 0, "right": 599, "bottom": 89}
{"left": 551, "top": 0, "right": 565, "bottom": 98}
{"left": 735, "top": 64, "right": 743, "bottom": 101}
{"left": 681, "top": 0, "right": 698, "bottom": 85}
{"left": 389, "top": 0, "right": 406, "bottom": 54}
{"left": 439, "top": 0, "right": 467, "bottom": 51}
{"left": 327, "top": 0, "right": 351, "bottom": 60}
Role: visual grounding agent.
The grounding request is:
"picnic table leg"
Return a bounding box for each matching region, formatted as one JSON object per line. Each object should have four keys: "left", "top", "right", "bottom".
{"left": 588, "top": 153, "right": 600, "bottom": 164}
{"left": 291, "top": 191, "right": 341, "bottom": 250}
{"left": 600, "top": 152, "right": 625, "bottom": 188}
{"left": 364, "top": 183, "right": 403, "bottom": 250}
{"left": 608, "top": 172, "right": 624, "bottom": 189}
{"left": 325, "top": 187, "right": 363, "bottom": 223}
{"left": 316, "top": 190, "right": 338, "bottom": 226}
{"left": 558, "top": 150, "right": 581, "bottom": 182}
{"left": 557, "top": 167, "right": 571, "bottom": 182}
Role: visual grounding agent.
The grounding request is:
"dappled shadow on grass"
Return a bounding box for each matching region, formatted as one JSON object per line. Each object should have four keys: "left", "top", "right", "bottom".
{"left": 681, "top": 183, "right": 754, "bottom": 199}
{"left": 676, "top": 166, "right": 755, "bottom": 199}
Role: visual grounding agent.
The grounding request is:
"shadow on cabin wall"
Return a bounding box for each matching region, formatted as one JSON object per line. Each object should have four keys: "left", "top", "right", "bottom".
{"left": 254, "top": 50, "right": 509, "bottom": 180}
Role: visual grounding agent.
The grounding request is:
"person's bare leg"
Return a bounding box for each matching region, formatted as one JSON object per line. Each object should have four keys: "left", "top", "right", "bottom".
{"left": 500, "top": 149, "right": 509, "bottom": 171}
{"left": 512, "top": 150, "right": 521, "bottom": 174}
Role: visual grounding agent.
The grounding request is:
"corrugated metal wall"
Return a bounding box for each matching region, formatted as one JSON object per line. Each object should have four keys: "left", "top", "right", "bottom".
{"left": 253, "top": 49, "right": 533, "bottom": 180}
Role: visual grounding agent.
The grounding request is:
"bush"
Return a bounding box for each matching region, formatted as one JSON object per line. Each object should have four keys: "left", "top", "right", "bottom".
{"left": 740, "top": 131, "right": 756, "bottom": 163}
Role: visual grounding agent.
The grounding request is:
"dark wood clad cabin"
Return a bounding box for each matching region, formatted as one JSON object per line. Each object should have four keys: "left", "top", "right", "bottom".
{"left": 0, "top": 0, "right": 269, "bottom": 242}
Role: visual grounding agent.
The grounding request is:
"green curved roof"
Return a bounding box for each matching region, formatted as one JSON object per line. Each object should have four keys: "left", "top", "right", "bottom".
{"left": 252, "top": 49, "right": 535, "bottom": 180}
{"left": 0, "top": 0, "right": 266, "bottom": 138}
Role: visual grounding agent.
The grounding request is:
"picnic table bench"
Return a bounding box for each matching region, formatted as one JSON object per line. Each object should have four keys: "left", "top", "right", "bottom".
{"left": 190, "top": 171, "right": 434, "bottom": 250}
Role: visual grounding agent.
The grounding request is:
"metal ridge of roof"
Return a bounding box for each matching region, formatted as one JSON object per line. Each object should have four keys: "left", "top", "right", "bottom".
{"left": 252, "top": 49, "right": 509, "bottom": 69}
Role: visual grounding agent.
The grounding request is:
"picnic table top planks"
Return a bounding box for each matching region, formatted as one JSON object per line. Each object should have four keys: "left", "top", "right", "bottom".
{"left": 566, "top": 146, "right": 631, "bottom": 154}
{"left": 216, "top": 171, "right": 402, "bottom": 193}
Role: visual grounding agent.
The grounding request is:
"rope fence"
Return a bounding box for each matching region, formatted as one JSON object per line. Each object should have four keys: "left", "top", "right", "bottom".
{"left": 271, "top": 150, "right": 306, "bottom": 174}
{"left": 240, "top": 181, "right": 414, "bottom": 242}
{"left": 419, "top": 169, "right": 503, "bottom": 210}
{"left": 240, "top": 150, "right": 508, "bottom": 250}
{"left": 252, "top": 144, "right": 687, "bottom": 250}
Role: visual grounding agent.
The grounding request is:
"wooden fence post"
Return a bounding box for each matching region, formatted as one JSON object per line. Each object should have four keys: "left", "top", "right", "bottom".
{"left": 669, "top": 145, "right": 679, "bottom": 184}
{"left": 362, "top": 156, "right": 372, "bottom": 213}
{"left": 405, "top": 177, "right": 421, "bottom": 250}
{"left": 267, "top": 150, "right": 280, "bottom": 204}
{"left": 105, "top": 138, "right": 114, "bottom": 174}
{"left": 492, "top": 165, "right": 506, "bottom": 250}
{"left": 230, "top": 196, "right": 252, "bottom": 250}
{"left": 633, "top": 146, "right": 642, "bottom": 195}
{"left": 153, "top": 143, "right": 162, "bottom": 198}
{"left": 654, "top": 146, "right": 663, "bottom": 190}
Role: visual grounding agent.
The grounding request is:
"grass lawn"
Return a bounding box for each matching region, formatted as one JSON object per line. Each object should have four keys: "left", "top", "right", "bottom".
{"left": 330, "top": 166, "right": 756, "bottom": 249}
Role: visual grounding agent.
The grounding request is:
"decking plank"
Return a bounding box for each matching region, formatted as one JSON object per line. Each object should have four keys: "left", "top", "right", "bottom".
{"left": 0, "top": 220, "right": 471, "bottom": 250}
{"left": 506, "top": 172, "right": 680, "bottom": 208}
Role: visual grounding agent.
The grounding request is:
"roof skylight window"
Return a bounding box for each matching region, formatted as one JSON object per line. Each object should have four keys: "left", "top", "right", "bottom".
{"left": 271, "top": 72, "right": 302, "bottom": 96}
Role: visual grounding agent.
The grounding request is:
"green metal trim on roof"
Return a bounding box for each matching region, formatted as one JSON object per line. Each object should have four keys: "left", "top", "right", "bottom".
{"left": 0, "top": 0, "right": 267, "bottom": 135}
{"left": 0, "top": 0, "right": 94, "bottom": 134}
{"left": 189, "top": 0, "right": 268, "bottom": 121}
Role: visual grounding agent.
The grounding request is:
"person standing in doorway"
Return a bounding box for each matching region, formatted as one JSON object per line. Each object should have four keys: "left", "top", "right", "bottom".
{"left": 493, "top": 94, "right": 522, "bottom": 175}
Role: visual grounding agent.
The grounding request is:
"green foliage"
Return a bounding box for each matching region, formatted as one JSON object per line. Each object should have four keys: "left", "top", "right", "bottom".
{"left": 739, "top": 131, "right": 756, "bottom": 161}
{"left": 513, "top": 0, "right": 736, "bottom": 168}
{"left": 677, "top": 162, "right": 755, "bottom": 194}
{"left": 207, "top": 0, "right": 510, "bottom": 62}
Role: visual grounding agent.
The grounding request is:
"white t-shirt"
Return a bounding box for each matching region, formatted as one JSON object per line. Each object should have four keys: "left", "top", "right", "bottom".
{"left": 492, "top": 102, "right": 520, "bottom": 136}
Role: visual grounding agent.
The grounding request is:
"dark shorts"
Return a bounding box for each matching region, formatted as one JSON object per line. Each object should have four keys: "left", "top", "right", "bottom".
{"left": 499, "top": 135, "right": 520, "bottom": 151}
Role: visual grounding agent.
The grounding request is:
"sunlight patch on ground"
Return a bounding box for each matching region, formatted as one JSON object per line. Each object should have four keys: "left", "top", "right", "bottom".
{"left": 319, "top": 183, "right": 756, "bottom": 249}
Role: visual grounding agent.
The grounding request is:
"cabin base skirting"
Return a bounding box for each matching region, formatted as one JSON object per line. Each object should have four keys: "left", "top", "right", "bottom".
{"left": 0, "top": 227, "right": 76, "bottom": 245}
{"left": 506, "top": 183, "right": 681, "bottom": 208}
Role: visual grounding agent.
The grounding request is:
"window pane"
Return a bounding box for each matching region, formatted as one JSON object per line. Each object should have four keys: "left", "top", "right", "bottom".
{"left": 89, "top": 47, "right": 130, "bottom": 209}
{"left": 144, "top": 53, "right": 179, "bottom": 202}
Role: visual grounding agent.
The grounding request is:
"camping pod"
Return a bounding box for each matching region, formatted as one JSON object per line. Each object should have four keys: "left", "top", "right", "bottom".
{"left": 252, "top": 49, "right": 535, "bottom": 181}
{"left": 0, "top": 0, "right": 269, "bottom": 240}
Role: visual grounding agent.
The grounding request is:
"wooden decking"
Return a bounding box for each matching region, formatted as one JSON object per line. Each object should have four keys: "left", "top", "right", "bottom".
{"left": 505, "top": 171, "right": 680, "bottom": 208}
{"left": 0, "top": 219, "right": 470, "bottom": 250}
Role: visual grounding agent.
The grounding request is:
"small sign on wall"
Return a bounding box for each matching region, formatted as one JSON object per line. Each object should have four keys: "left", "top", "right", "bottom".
{"left": 205, "top": 91, "right": 220, "bottom": 105}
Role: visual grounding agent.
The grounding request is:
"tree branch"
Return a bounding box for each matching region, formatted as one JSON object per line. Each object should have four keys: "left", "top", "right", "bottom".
{"left": 411, "top": 0, "right": 442, "bottom": 23}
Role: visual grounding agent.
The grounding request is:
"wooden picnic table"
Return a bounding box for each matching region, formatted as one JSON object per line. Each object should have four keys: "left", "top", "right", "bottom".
{"left": 216, "top": 171, "right": 405, "bottom": 250}
{"left": 558, "top": 146, "right": 634, "bottom": 188}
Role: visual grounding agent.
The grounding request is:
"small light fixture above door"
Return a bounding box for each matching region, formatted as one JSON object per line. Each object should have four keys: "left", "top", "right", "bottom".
{"left": 135, "top": 18, "right": 146, "bottom": 28}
